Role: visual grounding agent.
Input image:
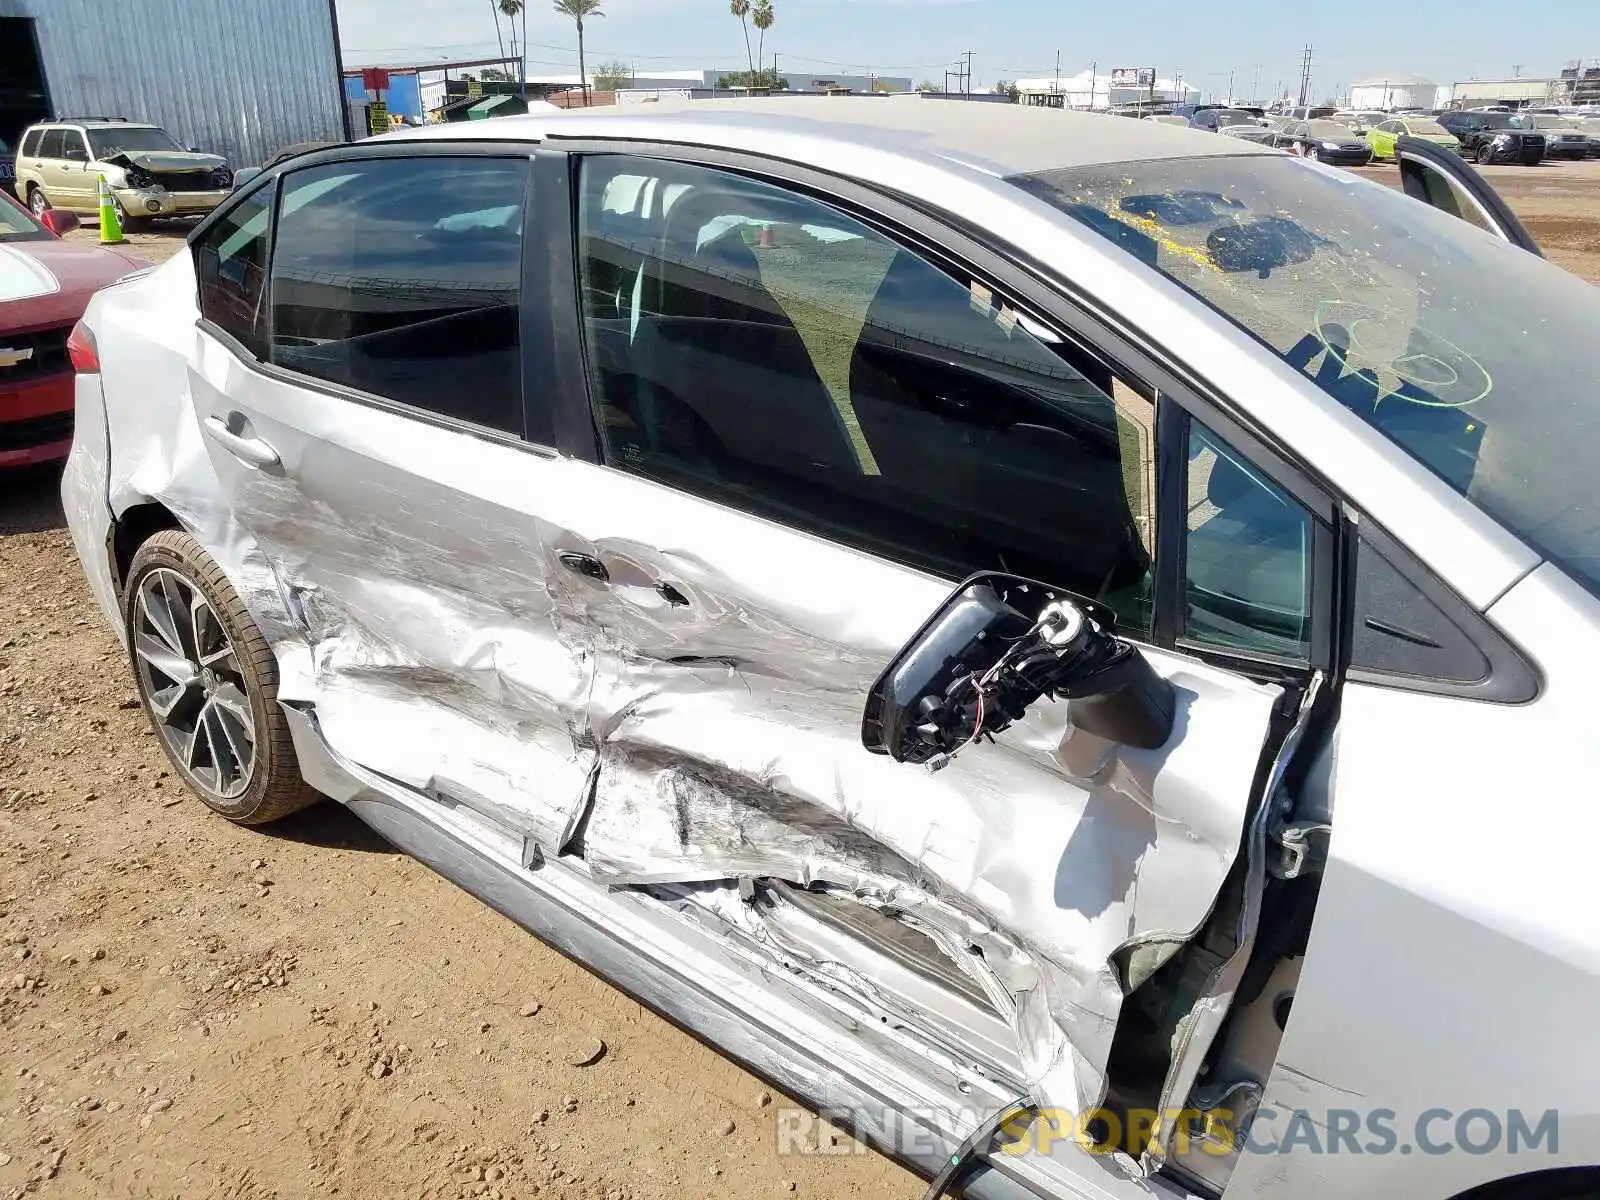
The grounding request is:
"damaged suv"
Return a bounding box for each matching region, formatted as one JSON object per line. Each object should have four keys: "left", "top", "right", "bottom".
{"left": 15, "top": 117, "right": 233, "bottom": 229}
{"left": 61, "top": 103, "right": 1600, "bottom": 1200}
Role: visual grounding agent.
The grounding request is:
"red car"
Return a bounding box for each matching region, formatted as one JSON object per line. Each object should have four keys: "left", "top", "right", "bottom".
{"left": 1, "top": 190, "right": 146, "bottom": 469}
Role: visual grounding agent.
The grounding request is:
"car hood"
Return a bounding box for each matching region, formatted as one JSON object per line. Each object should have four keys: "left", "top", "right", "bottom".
{"left": 102, "top": 149, "right": 226, "bottom": 172}
{"left": 0, "top": 239, "right": 147, "bottom": 331}
{"left": 1221, "top": 126, "right": 1274, "bottom": 141}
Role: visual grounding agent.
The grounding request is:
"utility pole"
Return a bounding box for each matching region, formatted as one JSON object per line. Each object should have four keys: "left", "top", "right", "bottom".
{"left": 1227, "top": 69, "right": 1234, "bottom": 103}
{"left": 1054, "top": 49, "right": 1061, "bottom": 97}
{"left": 1250, "top": 62, "right": 1262, "bottom": 103}
{"left": 1297, "top": 44, "right": 1313, "bottom": 107}
{"left": 963, "top": 49, "right": 974, "bottom": 96}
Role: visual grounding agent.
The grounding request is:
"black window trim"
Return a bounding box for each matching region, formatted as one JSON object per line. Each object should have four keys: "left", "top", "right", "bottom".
{"left": 190, "top": 139, "right": 558, "bottom": 454}
{"left": 546, "top": 139, "right": 1337, "bottom": 677}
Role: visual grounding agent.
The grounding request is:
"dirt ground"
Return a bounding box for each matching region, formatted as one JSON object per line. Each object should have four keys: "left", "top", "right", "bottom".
{"left": 7, "top": 158, "right": 1600, "bottom": 1200}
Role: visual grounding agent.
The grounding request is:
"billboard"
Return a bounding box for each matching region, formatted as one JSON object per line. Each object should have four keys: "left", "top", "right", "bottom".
{"left": 1111, "top": 68, "right": 1156, "bottom": 89}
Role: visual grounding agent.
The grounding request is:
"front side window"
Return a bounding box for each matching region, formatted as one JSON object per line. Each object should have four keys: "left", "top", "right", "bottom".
{"left": 269, "top": 156, "right": 528, "bottom": 436}
{"left": 195, "top": 183, "right": 274, "bottom": 359}
{"left": 576, "top": 155, "right": 1159, "bottom": 636}
{"left": 1017, "top": 154, "right": 1600, "bottom": 596}
{"left": 62, "top": 130, "right": 88, "bottom": 160}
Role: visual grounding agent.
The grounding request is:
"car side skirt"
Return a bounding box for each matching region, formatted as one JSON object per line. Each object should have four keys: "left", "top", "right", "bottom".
{"left": 278, "top": 701, "right": 1195, "bottom": 1200}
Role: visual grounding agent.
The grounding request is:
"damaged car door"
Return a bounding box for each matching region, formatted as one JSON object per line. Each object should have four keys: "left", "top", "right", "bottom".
{"left": 544, "top": 153, "right": 1317, "bottom": 1121}
{"left": 184, "top": 149, "right": 597, "bottom": 861}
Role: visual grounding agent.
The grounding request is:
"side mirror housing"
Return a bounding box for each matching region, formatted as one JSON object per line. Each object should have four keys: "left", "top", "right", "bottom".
{"left": 861, "top": 573, "right": 1176, "bottom": 766}
{"left": 40, "top": 208, "right": 80, "bottom": 236}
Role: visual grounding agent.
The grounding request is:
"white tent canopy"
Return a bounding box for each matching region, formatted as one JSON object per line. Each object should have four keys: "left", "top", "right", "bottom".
{"left": 1015, "top": 68, "right": 1201, "bottom": 109}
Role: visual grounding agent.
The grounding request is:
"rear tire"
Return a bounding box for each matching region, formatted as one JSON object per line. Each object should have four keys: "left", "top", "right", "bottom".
{"left": 123, "top": 530, "right": 319, "bottom": 826}
{"left": 27, "top": 185, "right": 48, "bottom": 216}
{"left": 1476, "top": 144, "right": 1494, "bottom": 166}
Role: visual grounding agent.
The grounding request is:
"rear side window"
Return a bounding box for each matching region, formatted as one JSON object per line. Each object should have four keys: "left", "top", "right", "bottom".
{"left": 20, "top": 129, "right": 41, "bottom": 157}
{"left": 37, "top": 129, "right": 64, "bottom": 159}
{"left": 195, "top": 183, "right": 275, "bottom": 359}
{"left": 267, "top": 156, "right": 528, "bottom": 436}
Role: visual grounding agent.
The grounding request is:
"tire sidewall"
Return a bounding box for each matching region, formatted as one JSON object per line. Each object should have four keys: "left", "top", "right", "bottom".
{"left": 28, "top": 186, "right": 48, "bottom": 216}
{"left": 122, "top": 534, "right": 281, "bottom": 823}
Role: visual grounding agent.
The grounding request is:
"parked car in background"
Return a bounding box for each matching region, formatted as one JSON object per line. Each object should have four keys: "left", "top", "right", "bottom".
{"left": 1273, "top": 118, "right": 1374, "bottom": 163}
{"left": 1437, "top": 111, "right": 1547, "bottom": 164}
{"left": 1332, "top": 109, "right": 1389, "bottom": 134}
{"left": 1578, "top": 117, "right": 1600, "bottom": 157}
{"left": 1191, "top": 108, "right": 1274, "bottom": 143}
{"left": 1518, "top": 114, "right": 1592, "bottom": 160}
{"left": 1364, "top": 115, "right": 1462, "bottom": 160}
{"left": 1142, "top": 113, "right": 1191, "bottom": 126}
{"left": 1282, "top": 104, "right": 1337, "bottom": 121}
{"left": 1, "top": 188, "right": 144, "bottom": 468}
{"left": 14, "top": 118, "right": 234, "bottom": 230}
{"left": 59, "top": 99, "right": 1599, "bottom": 1200}
{"left": 0, "top": 138, "right": 15, "bottom": 197}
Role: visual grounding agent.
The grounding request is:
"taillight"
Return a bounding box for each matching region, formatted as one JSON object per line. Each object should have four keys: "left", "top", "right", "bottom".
{"left": 67, "top": 321, "right": 100, "bottom": 373}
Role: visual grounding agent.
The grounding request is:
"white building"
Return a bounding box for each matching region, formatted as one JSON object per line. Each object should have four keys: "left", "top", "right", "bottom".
{"left": 1015, "top": 68, "right": 1200, "bottom": 110}
{"left": 1348, "top": 73, "right": 1440, "bottom": 111}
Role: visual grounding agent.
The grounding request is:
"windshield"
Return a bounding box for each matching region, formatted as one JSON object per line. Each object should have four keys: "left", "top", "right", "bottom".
{"left": 1477, "top": 114, "right": 1519, "bottom": 129}
{"left": 86, "top": 126, "right": 184, "bottom": 158}
{"left": 0, "top": 193, "right": 49, "bottom": 242}
{"left": 1406, "top": 118, "right": 1452, "bottom": 135}
{"left": 1015, "top": 155, "right": 1600, "bottom": 594}
{"left": 1305, "top": 120, "right": 1354, "bottom": 138}
{"left": 1214, "top": 110, "right": 1258, "bottom": 127}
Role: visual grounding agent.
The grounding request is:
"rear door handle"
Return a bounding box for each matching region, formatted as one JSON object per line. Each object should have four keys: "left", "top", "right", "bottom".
{"left": 558, "top": 552, "right": 610, "bottom": 583}
{"left": 203, "top": 415, "right": 280, "bottom": 470}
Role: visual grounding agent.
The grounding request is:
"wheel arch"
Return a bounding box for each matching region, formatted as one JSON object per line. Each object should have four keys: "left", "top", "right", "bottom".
{"left": 112, "top": 500, "right": 183, "bottom": 594}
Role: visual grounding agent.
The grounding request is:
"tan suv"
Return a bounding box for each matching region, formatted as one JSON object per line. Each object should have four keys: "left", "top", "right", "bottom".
{"left": 15, "top": 117, "right": 233, "bottom": 229}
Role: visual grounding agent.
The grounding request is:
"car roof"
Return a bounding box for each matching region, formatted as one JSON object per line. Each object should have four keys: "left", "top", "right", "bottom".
{"left": 30, "top": 119, "right": 158, "bottom": 130}
{"left": 380, "top": 97, "right": 1274, "bottom": 178}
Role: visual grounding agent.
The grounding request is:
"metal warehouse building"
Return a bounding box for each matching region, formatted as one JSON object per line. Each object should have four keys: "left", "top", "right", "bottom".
{"left": 0, "top": 0, "right": 348, "bottom": 168}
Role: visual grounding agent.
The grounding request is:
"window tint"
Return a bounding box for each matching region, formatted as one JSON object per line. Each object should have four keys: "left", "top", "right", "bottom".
{"left": 20, "top": 129, "right": 41, "bottom": 157}
{"left": 1183, "top": 421, "right": 1311, "bottom": 659}
{"left": 195, "top": 183, "right": 275, "bottom": 359}
{"left": 269, "top": 157, "right": 528, "bottom": 436}
{"left": 576, "top": 155, "right": 1158, "bottom": 636}
{"left": 37, "top": 129, "right": 64, "bottom": 159}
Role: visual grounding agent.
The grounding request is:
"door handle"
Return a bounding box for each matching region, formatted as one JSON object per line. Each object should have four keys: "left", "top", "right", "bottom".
{"left": 558, "top": 552, "right": 610, "bottom": 583}
{"left": 202, "top": 415, "right": 280, "bottom": 470}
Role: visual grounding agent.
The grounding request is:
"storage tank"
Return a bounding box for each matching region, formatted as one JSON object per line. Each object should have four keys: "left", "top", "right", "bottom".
{"left": 1349, "top": 73, "right": 1439, "bottom": 110}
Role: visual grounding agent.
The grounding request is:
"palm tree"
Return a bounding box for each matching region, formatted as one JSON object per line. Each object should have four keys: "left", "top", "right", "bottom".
{"left": 553, "top": 0, "right": 604, "bottom": 105}
{"left": 499, "top": 0, "right": 524, "bottom": 69}
{"left": 488, "top": 0, "right": 507, "bottom": 67}
{"left": 751, "top": 0, "right": 774, "bottom": 75}
{"left": 729, "top": 0, "right": 754, "bottom": 76}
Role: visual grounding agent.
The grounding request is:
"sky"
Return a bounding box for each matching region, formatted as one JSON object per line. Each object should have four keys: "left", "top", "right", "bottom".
{"left": 333, "top": 0, "right": 1590, "bottom": 101}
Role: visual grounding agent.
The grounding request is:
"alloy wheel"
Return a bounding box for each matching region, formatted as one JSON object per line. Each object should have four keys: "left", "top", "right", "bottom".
{"left": 28, "top": 188, "right": 48, "bottom": 216}
{"left": 132, "top": 567, "right": 257, "bottom": 800}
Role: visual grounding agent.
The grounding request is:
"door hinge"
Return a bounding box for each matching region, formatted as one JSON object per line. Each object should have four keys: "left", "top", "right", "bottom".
{"left": 1269, "top": 819, "right": 1331, "bottom": 880}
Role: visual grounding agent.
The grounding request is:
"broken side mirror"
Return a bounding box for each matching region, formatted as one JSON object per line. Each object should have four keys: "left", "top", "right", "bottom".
{"left": 861, "top": 573, "right": 1176, "bottom": 766}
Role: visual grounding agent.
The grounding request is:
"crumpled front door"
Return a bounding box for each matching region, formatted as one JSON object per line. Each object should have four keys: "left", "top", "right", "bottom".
{"left": 535, "top": 455, "right": 1282, "bottom": 1116}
